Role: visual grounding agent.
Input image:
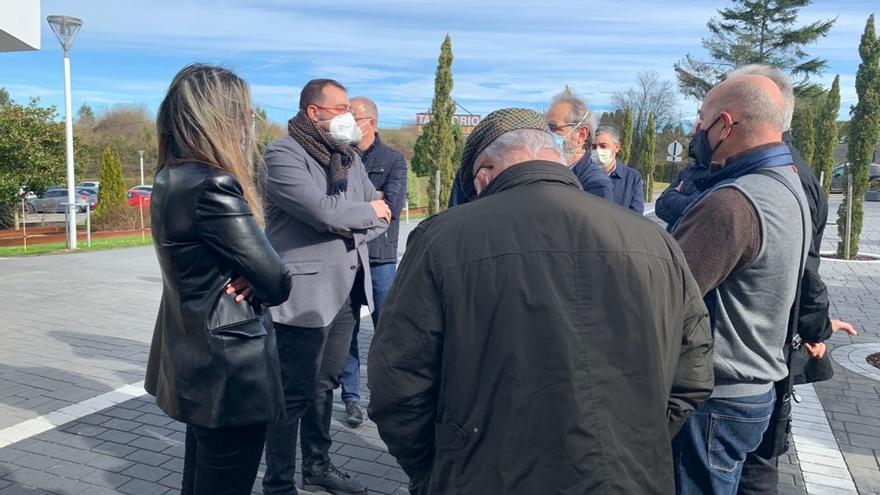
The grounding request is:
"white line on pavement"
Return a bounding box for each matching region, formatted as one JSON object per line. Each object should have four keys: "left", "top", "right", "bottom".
{"left": 0, "top": 309, "right": 374, "bottom": 449}
{"left": 0, "top": 381, "right": 147, "bottom": 448}
{"left": 791, "top": 383, "right": 859, "bottom": 494}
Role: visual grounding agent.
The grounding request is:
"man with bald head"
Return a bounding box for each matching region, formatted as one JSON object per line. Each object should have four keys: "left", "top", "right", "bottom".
{"left": 670, "top": 75, "right": 810, "bottom": 494}
{"left": 338, "top": 96, "right": 407, "bottom": 427}
{"left": 369, "top": 108, "right": 713, "bottom": 494}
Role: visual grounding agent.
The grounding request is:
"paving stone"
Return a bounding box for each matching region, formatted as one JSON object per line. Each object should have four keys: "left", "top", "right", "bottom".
{"left": 336, "top": 444, "right": 382, "bottom": 462}
{"left": 118, "top": 477, "right": 170, "bottom": 495}
{"left": 91, "top": 441, "right": 138, "bottom": 458}
{"left": 96, "top": 429, "right": 139, "bottom": 445}
{"left": 78, "top": 469, "right": 131, "bottom": 489}
{"left": 129, "top": 436, "right": 174, "bottom": 452}
{"left": 125, "top": 449, "right": 171, "bottom": 467}
{"left": 120, "top": 462, "right": 171, "bottom": 482}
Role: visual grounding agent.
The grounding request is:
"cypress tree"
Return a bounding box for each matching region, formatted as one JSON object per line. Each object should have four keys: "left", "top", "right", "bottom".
{"left": 94, "top": 147, "right": 126, "bottom": 220}
{"left": 791, "top": 105, "right": 815, "bottom": 166}
{"left": 838, "top": 15, "right": 880, "bottom": 258}
{"left": 813, "top": 75, "right": 840, "bottom": 193}
{"left": 426, "top": 35, "right": 456, "bottom": 214}
{"left": 620, "top": 107, "right": 634, "bottom": 164}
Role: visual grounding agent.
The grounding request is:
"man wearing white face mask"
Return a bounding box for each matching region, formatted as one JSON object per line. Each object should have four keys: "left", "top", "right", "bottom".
{"left": 592, "top": 126, "right": 644, "bottom": 214}
{"left": 262, "top": 79, "right": 388, "bottom": 495}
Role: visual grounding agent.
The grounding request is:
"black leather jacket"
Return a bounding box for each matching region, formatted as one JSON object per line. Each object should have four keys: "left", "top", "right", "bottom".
{"left": 145, "top": 162, "right": 292, "bottom": 428}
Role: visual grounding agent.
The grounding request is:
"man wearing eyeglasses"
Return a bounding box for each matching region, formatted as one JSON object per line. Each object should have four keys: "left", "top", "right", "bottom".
{"left": 544, "top": 87, "right": 613, "bottom": 201}
{"left": 262, "top": 79, "right": 389, "bottom": 495}
{"left": 338, "top": 96, "right": 407, "bottom": 428}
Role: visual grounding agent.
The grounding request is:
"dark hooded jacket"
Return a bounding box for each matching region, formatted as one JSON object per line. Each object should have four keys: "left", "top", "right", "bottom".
{"left": 369, "top": 160, "right": 713, "bottom": 495}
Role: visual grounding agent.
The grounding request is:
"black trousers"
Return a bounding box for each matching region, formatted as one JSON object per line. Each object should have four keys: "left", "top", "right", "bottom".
{"left": 738, "top": 451, "right": 779, "bottom": 495}
{"left": 181, "top": 422, "right": 267, "bottom": 495}
{"left": 262, "top": 298, "right": 358, "bottom": 494}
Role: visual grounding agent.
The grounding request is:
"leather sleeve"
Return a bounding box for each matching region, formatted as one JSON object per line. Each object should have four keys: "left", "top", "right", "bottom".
{"left": 195, "top": 174, "right": 292, "bottom": 306}
{"left": 367, "top": 223, "right": 443, "bottom": 487}
{"left": 667, "top": 266, "right": 714, "bottom": 437}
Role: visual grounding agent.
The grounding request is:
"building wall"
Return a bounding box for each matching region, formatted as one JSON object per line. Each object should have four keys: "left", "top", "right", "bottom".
{"left": 0, "top": 1, "right": 40, "bottom": 52}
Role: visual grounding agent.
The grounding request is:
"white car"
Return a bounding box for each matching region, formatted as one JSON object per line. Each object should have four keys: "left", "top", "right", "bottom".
{"left": 76, "top": 181, "right": 100, "bottom": 190}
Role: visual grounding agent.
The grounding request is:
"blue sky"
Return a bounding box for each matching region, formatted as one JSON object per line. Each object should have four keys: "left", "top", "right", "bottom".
{"left": 1, "top": 0, "right": 875, "bottom": 128}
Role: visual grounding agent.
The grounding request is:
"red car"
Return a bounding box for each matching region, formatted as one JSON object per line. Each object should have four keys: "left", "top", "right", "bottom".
{"left": 127, "top": 185, "right": 152, "bottom": 207}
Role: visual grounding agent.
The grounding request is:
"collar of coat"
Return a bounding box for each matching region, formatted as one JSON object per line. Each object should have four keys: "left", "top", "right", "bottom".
{"left": 479, "top": 160, "right": 583, "bottom": 198}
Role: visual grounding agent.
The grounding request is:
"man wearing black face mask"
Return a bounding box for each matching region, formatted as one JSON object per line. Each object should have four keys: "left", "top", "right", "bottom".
{"left": 670, "top": 75, "right": 810, "bottom": 494}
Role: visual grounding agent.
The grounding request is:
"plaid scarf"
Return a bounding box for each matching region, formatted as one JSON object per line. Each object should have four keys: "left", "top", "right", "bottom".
{"left": 288, "top": 111, "right": 355, "bottom": 194}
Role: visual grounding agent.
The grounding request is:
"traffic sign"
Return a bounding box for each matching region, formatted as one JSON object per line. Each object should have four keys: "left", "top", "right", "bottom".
{"left": 667, "top": 141, "right": 683, "bottom": 157}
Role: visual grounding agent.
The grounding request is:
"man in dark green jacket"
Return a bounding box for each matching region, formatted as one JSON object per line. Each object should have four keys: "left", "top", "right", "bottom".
{"left": 368, "top": 108, "right": 714, "bottom": 495}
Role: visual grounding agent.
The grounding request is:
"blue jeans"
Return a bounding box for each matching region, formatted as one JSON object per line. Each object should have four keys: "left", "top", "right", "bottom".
{"left": 341, "top": 262, "right": 396, "bottom": 402}
{"left": 672, "top": 388, "right": 775, "bottom": 495}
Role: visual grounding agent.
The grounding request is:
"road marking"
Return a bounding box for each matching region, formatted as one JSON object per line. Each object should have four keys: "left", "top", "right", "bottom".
{"left": 0, "top": 381, "right": 146, "bottom": 448}
{"left": 791, "top": 383, "right": 859, "bottom": 494}
{"left": 0, "top": 310, "right": 375, "bottom": 449}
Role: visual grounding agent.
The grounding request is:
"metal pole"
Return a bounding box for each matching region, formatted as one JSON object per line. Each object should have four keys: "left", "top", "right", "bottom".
{"left": 139, "top": 196, "right": 146, "bottom": 243}
{"left": 138, "top": 150, "right": 145, "bottom": 186}
{"left": 845, "top": 173, "right": 853, "bottom": 260}
{"left": 405, "top": 199, "right": 410, "bottom": 225}
{"left": 434, "top": 169, "right": 441, "bottom": 213}
{"left": 21, "top": 198, "right": 27, "bottom": 252}
{"left": 819, "top": 171, "right": 825, "bottom": 192}
{"left": 86, "top": 205, "right": 91, "bottom": 248}
{"left": 62, "top": 50, "right": 77, "bottom": 249}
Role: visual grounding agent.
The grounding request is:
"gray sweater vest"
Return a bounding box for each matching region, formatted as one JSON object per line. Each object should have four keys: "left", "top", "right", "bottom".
{"left": 709, "top": 165, "right": 810, "bottom": 398}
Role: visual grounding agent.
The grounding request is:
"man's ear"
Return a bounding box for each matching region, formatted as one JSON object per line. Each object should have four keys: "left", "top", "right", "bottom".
{"left": 306, "top": 105, "right": 319, "bottom": 122}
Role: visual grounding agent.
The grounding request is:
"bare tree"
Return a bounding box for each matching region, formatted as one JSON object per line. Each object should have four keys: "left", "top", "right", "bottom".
{"left": 612, "top": 71, "right": 678, "bottom": 134}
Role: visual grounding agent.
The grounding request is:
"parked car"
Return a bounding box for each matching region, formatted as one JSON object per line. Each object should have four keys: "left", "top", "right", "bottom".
{"left": 76, "top": 187, "right": 99, "bottom": 210}
{"left": 830, "top": 163, "right": 880, "bottom": 193}
{"left": 127, "top": 186, "right": 152, "bottom": 207}
{"left": 26, "top": 189, "right": 90, "bottom": 213}
{"left": 77, "top": 181, "right": 100, "bottom": 190}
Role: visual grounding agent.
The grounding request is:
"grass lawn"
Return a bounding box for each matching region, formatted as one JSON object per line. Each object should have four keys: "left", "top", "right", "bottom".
{"left": 0, "top": 233, "right": 152, "bottom": 257}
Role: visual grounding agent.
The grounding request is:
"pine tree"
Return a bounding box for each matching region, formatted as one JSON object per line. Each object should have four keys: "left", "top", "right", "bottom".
{"left": 94, "top": 147, "right": 126, "bottom": 220}
{"left": 640, "top": 113, "right": 656, "bottom": 201}
{"left": 675, "top": 0, "right": 835, "bottom": 100}
{"left": 838, "top": 15, "right": 880, "bottom": 258}
{"left": 0, "top": 88, "right": 9, "bottom": 106}
{"left": 813, "top": 75, "right": 840, "bottom": 193}
{"left": 790, "top": 104, "right": 815, "bottom": 166}
{"left": 426, "top": 35, "right": 456, "bottom": 214}
{"left": 619, "top": 107, "right": 634, "bottom": 164}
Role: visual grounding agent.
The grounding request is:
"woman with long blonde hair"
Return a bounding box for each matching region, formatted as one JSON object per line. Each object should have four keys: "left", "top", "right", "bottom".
{"left": 145, "top": 64, "right": 291, "bottom": 495}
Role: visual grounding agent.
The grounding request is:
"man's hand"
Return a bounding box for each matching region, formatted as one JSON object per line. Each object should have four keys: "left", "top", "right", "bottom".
{"left": 804, "top": 342, "right": 827, "bottom": 360}
{"left": 831, "top": 319, "right": 857, "bottom": 336}
{"left": 225, "top": 276, "right": 254, "bottom": 302}
{"left": 371, "top": 200, "right": 391, "bottom": 223}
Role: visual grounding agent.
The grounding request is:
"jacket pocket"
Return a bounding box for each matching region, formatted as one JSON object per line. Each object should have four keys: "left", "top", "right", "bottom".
{"left": 287, "top": 261, "right": 322, "bottom": 275}
{"left": 435, "top": 422, "right": 468, "bottom": 450}
{"left": 207, "top": 279, "right": 262, "bottom": 334}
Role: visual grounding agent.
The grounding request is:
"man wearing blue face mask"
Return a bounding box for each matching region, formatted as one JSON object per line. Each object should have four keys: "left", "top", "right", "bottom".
{"left": 544, "top": 87, "right": 614, "bottom": 201}
{"left": 262, "top": 78, "right": 389, "bottom": 495}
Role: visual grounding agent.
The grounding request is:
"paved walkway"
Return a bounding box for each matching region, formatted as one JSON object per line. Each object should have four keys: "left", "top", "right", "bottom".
{"left": 0, "top": 196, "right": 878, "bottom": 494}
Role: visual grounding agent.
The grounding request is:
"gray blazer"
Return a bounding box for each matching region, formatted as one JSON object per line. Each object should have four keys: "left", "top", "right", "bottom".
{"left": 264, "top": 134, "right": 388, "bottom": 328}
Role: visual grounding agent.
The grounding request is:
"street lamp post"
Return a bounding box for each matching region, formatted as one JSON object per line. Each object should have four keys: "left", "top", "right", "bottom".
{"left": 138, "top": 150, "right": 145, "bottom": 186}
{"left": 47, "top": 15, "right": 83, "bottom": 250}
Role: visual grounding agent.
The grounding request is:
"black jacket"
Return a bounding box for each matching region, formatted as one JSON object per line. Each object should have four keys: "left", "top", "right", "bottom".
{"left": 571, "top": 154, "right": 615, "bottom": 200}
{"left": 359, "top": 134, "right": 408, "bottom": 263}
{"left": 369, "top": 161, "right": 713, "bottom": 495}
{"left": 145, "top": 162, "right": 292, "bottom": 428}
{"left": 786, "top": 134, "right": 834, "bottom": 384}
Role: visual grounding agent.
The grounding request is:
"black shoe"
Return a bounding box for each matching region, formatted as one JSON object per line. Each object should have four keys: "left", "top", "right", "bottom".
{"left": 344, "top": 399, "right": 367, "bottom": 427}
{"left": 303, "top": 464, "right": 368, "bottom": 494}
